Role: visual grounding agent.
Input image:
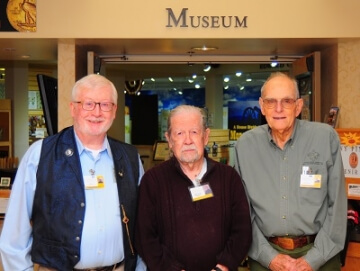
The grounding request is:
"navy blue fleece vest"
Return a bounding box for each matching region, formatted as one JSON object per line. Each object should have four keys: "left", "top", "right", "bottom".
{"left": 31, "top": 127, "right": 139, "bottom": 271}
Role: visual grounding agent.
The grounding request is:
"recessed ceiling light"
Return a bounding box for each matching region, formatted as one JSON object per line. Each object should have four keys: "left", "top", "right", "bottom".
{"left": 191, "top": 45, "right": 218, "bottom": 51}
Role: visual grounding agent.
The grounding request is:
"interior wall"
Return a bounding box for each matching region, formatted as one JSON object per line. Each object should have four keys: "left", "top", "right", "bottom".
{"left": 338, "top": 40, "right": 360, "bottom": 128}
{"left": 5, "top": 62, "right": 29, "bottom": 159}
{"left": 2, "top": 0, "right": 360, "bottom": 39}
{"left": 320, "top": 45, "right": 338, "bottom": 124}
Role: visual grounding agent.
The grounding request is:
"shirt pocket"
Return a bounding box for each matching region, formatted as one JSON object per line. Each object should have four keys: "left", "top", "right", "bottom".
{"left": 298, "top": 164, "right": 327, "bottom": 205}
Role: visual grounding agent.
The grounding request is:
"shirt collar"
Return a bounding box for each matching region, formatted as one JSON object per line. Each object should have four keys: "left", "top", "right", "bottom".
{"left": 74, "top": 131, "right": 113, "bottom": 159}
{"left": 266, "top": 118, "right": 299, "bottom": 146}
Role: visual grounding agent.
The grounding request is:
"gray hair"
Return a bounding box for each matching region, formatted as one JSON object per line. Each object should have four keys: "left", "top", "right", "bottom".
{"left": 71, "top": 74, "right": 118, "bottom": 104}
{"left": 167, "top": 105, "right": 208, "bottom": 134}
{"left": 260, "top": 72, "right": 300, "bottom": 99}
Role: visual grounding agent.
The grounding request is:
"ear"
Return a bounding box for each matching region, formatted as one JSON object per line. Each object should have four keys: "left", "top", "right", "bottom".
{"left": 259, "top": 97, "right": 266, "bottom": 116}
{"left": 204, "top": 128, "right": 210, "bottom": 146}
{"left": 165, "top": 132, "right": 172, "bottom": 148}
{"left": 111, "top": 104, "right": 118, "bottom": 120}
{"left": 70, "top": 102, "right": 76, "bottom": 117}
{"left": 295, "top": 98, "right": 304, "bottom": 117}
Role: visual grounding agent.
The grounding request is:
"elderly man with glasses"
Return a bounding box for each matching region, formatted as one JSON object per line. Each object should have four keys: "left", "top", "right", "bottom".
{"left": 0, "top": 74, "right": 146, "bottom": 271}
{"left": 234, "top": 72, "right": 347, "bottom": 271}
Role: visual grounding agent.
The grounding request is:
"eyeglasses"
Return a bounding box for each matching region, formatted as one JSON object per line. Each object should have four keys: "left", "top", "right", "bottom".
{"left": 73, "top": 101, "right": 115, "bottom": 112}
{"left": 262, "top": 98, "right": 297, "bottom": 109}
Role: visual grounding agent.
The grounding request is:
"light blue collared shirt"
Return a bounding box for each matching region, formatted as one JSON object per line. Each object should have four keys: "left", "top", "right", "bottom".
{"left": 0, "top": 134, "right": 146, "bottom": 270}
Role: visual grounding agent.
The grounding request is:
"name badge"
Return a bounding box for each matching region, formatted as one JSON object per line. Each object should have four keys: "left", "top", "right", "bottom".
{"left": 84, "top": 175, "right": 105, "bottom": 189}
{"left": 300, "top": 174, "right": 321, "bottom": 188}
{"left": 189, "top": 183, "right": 214, "bottom": 201}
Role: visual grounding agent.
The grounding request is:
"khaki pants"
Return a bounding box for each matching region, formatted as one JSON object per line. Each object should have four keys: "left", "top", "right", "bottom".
{"left": 248, "top": 243, "right": 341, "bottom": 271}
{"left": 38, "top": 261, "right": 125, "bottom": 271}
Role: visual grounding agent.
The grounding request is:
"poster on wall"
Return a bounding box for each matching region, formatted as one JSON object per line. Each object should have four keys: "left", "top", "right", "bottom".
{"left": 0, "top": 0, "right": 37, "bottom": 32}
{"left": 228, "top": 100, "right": 262, "bottom": 141}
{"left": 337, "top": 129, "right": 360, "bottom": 178}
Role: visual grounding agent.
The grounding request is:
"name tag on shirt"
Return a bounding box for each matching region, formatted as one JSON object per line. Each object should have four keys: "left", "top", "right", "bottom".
{"left": 300, "top": 166, "right": 321, "bottom": 188}
{"left": 300, "top": 174, "right": 321, "bottom": 188}
{"left": 84, "top": 175, "right": 105, "bottom": 189}
{"left": 189, "top": 183, "right": 214, "bottom": 201}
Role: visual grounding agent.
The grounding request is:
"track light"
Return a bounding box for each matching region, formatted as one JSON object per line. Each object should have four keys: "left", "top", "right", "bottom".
{"left": 203, "top": 64, "right": 211, "bottom": 72}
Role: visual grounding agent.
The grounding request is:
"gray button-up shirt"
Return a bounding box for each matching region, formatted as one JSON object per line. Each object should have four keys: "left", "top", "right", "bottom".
{"left": 235, "top": 119, "right": 347, "bottom": 270}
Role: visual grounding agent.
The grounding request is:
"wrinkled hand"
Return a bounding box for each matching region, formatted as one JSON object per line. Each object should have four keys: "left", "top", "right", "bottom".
{"left": 269, "top": 254, "right": 297, "bottom": 270}
{"left": 293, "top": 257, "right": 312, "bottom": 271}
{"left": 269, "top": 255, "right": 313, "bottom": 271}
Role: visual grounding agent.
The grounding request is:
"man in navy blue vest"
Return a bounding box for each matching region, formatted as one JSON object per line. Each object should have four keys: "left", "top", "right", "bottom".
{"left": 0, "top": 74, "right": 146, "bottom": 271}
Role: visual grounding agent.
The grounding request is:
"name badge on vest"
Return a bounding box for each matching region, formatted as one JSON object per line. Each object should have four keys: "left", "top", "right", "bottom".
{"left": 189, "top": 182, "right": 214, "bottom": 201}
{"left": 84, "top": 175, "right": 105, "bottom": 189}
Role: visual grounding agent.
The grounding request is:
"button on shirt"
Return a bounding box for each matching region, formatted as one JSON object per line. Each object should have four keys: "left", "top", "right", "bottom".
{"left": 235, "top": 119, "right": 347, "bottom": 270}
{"left": 75, "top": 139, "right": 122, "bottom": 268}
{"left": 0, "top": 134, "right": 146, "bottom": 271}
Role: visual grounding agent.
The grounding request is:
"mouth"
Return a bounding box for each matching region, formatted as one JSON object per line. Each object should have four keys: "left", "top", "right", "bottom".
{"left": 87, "top": 118, "right": 104, "bottom": 123}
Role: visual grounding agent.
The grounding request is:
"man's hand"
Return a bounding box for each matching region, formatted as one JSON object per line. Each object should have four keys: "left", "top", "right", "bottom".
{"left": 212, "top": 264, "right": 228, "bottom": 271}
{"left": 269, "top": 254, "right": 297, "bottom": 270}
{"left": 293, "top": 257, "right": 313, "bottom": 271}
{"left": 269, "top": 255, "right": 313, "bottom": 271}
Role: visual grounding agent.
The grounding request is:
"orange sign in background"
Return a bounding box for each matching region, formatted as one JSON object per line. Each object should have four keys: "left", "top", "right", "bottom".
{"left": 337, "top": 128, "right": 360, "bottom": 200}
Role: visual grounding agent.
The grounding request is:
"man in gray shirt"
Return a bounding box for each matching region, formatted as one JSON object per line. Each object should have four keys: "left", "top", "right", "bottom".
{"left": 235, "top": 72, "right": 347, "bottom": 271}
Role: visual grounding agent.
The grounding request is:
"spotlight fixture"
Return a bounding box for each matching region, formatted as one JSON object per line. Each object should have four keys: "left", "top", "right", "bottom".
{"left": 270, "top": 55, "right": 279, "bottom": 67}
{"left": 203, "top": 64, "right": 211, "bottom": 72}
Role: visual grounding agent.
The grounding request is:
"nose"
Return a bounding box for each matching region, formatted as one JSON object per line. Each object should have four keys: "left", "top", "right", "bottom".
{"left": 93, "top": 103, "right": 102, "bottom": 113}
{"left": 184, "top": 132, "right": 193, "bottom": 144}
{"left": 275, "top": 100, "right": 283, "bottom": 111}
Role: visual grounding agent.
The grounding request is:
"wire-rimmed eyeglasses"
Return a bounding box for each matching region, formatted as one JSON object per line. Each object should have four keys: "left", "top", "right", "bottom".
{"left": 73, "top": 101, "right": 115, "bottom": 112}
{"left": 262, "top": 98, "right": 297, "bottom": 109}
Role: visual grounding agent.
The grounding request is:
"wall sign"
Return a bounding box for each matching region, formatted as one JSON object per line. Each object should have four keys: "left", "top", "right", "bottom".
{"left": 337, "top": 129, "right": 360, "bottom": 200}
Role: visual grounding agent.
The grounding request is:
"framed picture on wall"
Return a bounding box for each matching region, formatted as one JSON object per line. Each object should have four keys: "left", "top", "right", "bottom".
{"left": 0, "top": 177, "right": 11, "bottom": 188}
{"left": 153, "top": 141, "right": 170, "bottom": 161}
